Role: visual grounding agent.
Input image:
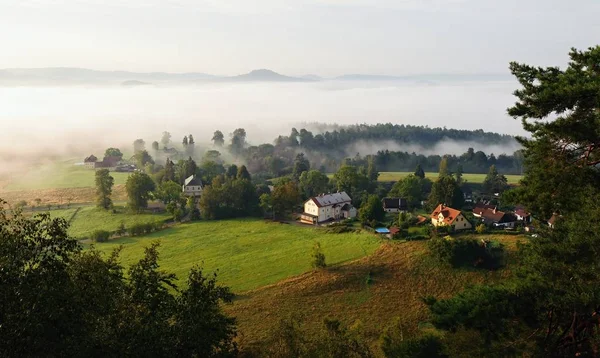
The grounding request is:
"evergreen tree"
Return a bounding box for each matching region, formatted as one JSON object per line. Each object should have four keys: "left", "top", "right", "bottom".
{"left": 212, "top": 130, "right": 225, "bottom": 147}
{"left": 414, "top": 164, "right": 425, "bottom": 179}
{"left": 455, "top": 164, "right": 464, "bottom": 185}
{"left": 236, "top": 165, "right": 251, "bottom": 181}
{"left": 184, "top": 157, "right": 197, "bottom": 179}
{"left": 188, "top": 134, "right": 195, "bottom": 145}
{"left": 438, "top": 157, "right": 449, "bottom": 177}
{"left": 428, "top": 175, "right": 463, "bottom": 209}
{"left": 292, "top": 153, "right": 310, "bottom": 180}
{"left": 95, "top": 169, "right": 114, "bottom": 209}
{"left": 182, "top": 135, "right": 188, "bottom": 146}
{"left": 226, "top": 164, "right": 238, "bottom": 178}
{"left": 151, "top": 141, "right": 159, "bottom": 151}
{"left": 164, "top": 159, "right": 175, "bottom": 182}
{"left": 427, "top": 46, "right": 600, "bottom": 356}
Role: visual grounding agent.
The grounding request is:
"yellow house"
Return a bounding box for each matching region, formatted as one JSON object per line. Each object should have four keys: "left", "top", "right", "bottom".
{"left": 430, "top": 204, "right": 472, "bottom": 231}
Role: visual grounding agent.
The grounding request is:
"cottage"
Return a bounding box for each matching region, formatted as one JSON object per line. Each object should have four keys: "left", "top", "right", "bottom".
{"left": 548, "top": 213, "right": 560, "bottom": 228}
{"left": 430, "top": 204, "right": 472, "bottom": 231}
{"left": 382, "top": 197, "right": 408, "bottom": 213}
{"left": 472, "top": 201, "right": 496, "bottom": 218}
{"left": 94, "top": 156, "right": 121, "bottom": 169}
{"left": 183, "top": 175, "right": 203, "bottom": 197}
{"left": 479, "top": 208, "right": 518, "bottom": 228}
{"left": 84, "top": 155, "right": 98, "bottom": 169}
{"left": 300, "top": 192, "right": 357, "bottom": 225}
{"left": 514, "top": 206, "right": 531, "bottom": 224}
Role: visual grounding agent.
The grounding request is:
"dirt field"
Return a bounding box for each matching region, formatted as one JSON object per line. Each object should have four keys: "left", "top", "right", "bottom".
{"left": 0, "top": 184, "right": 127, "bottom": 206}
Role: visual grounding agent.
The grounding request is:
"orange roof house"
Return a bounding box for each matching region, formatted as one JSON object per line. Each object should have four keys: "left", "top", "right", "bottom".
{"left": 430, "top": 204, "right": 472, "bottom": 231}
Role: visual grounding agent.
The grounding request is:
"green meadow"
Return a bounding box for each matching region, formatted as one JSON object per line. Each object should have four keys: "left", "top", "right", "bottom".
{"left": 4, "top": 160, "right": 130, "bottom": 191}
{"left": 92, "top": 219, "right": 382, "bottom": 292}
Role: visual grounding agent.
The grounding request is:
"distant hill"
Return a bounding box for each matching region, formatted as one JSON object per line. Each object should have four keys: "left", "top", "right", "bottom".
{"left": 0, "top": 68, "right": 217, "bottom": 86}
{"left": 0, "top": 67, "right": 512, "bottom": 86}
{"left": 228, "top": 69, "right": 311, "bottom": 82}
{"left": 121, "top": 80, "right": 152, "bottom": 87}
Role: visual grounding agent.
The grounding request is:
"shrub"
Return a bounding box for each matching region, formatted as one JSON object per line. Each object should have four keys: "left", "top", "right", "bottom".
{"left": 116, "top": 221, "right": 126, "bottom": 236}
{"left": 90, "top": 230, "right": 111, "bottom": 243}
{"left": 311, "top": 242, "right": 326, "bottom": 269}
{"left": 428, "top": 237, "right": 505, "bottom": 270}
{"left": 475, "top": 224, "right": 487, "bottom": 234}
{"left": 382, "top": 333, "right": 447, "bottom": 358}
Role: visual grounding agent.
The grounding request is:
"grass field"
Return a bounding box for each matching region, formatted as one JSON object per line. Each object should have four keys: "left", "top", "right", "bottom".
{"left": 229, "top": 234, "right": 525, "bottom": 354}
{"left": 2, "top": 160, "right": 130, "bottom": 191}
{"left": 376, "top": 171, "right": 523, "bottom": 184}
{"left": 49, "top": 205, "right": 171, "bottom": 238}
{"left": 92, "top": 219, "right": 382, "bottom": 292}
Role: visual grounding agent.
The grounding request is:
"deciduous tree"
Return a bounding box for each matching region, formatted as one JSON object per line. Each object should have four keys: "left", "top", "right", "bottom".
{"left": 95, "top": 169, "right": 114, "bottom": 209}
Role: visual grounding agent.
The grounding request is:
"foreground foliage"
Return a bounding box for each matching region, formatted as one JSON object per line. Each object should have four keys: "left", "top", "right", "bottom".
{"left": 426, "top": 46, "right": 600, "bottom": 357}
{"left": 0, "top": 205, "right": 236, "bottom": 357}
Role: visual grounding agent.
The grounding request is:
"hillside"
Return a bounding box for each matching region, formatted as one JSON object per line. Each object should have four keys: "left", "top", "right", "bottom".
{"left": 229, "top": 235, "right": 522, "bottom": 354}
{"left": 92, "top": 219, "right": 382, "bottom": 292}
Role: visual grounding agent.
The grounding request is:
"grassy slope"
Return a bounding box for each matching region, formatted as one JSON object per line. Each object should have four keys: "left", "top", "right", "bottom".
{"left": 49, "top": 206, "right": 171, "bottom": 238}
{"left": 93, "top": 219, "right": 382, "bottom": 292}
{"left": 228, "top": 234, "right": 523, "bottom": 354}
{"left": 4, "top": 160, "right": 130, "bottom": 191}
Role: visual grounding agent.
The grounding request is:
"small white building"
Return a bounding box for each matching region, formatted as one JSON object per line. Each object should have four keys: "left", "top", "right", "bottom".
{"left": 183, "top": 175, "right": 203, "bottom": 197}
{"left": 300, "top": 192, "right": 357, "bottom": 225}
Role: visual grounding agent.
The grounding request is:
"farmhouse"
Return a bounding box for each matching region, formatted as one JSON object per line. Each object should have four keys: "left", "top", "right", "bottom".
{"left": 94, "top": 156, "right": 121, "bottom": 169}
{"left": 300, "top": 192, "right": 357, "bottom": 225}
{"left": 479, "top": 208, "right": 518, "bottom": 228}
{"left": 430, "top": 204, "right": 472, "bottom": 231}
{"left": 382, "top": 197, "right": 408, "bottom": 213}
{"left": 183, "top": 175, "right": 203, "bottom": 197}
{"left": 83, "top": 155, "right": 98, "bottom": 169}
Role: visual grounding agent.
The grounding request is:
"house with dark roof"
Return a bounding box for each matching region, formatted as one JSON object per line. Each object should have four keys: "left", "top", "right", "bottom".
{"left": 183, "top": 175, "right": 203, "bottom": 197}
{"left": 514, "top": 206, "right": 531, "bottom": 224}
{"left": 94, "top": 156, "right": 121, "bottom": 169}
{"left": 462, "top": 185, "right": 473, "bottom": 203}
{"left": 479, "top": 207, "right": 518, "bottom": 228}
{"left": 382, "top": 197, "right": 408, "bottom": 213}
{"left": 300, "top": 192, "right": 357, "bottom": 225}
{"left": 84, "top": 154, "right": 98, "bottom": 169}
{"left": 430, "top": 204, "right": 472, "bottom": 231}
{"left": 472, "top": 201, "right": 497, "bottom": 218}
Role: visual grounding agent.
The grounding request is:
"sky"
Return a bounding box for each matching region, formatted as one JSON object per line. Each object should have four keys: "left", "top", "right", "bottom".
{"left": 1, "top": 0, "right": 599, "bottom": 76}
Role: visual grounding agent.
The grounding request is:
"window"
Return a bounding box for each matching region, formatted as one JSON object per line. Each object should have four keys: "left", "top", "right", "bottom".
{"left": 464, "top": 223, "right": 466, "bottom": 227}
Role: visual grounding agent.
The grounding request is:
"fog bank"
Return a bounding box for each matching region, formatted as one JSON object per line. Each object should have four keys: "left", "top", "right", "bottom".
{"left": 0, "top": 80, "right": 523, "bottom": 172}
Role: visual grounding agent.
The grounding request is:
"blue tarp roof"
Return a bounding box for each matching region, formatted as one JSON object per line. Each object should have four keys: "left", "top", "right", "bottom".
{"left": 375, "top": 228, "right": 390, "bottom": 234}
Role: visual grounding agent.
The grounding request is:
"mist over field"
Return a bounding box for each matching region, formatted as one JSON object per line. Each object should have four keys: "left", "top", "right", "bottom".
{"left": 0, "top": 79, "right": 523, "bottom": 176}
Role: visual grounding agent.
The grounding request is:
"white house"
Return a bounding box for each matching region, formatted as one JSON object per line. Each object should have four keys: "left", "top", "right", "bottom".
{"left": 183, "top": 175, "right": 203, "bottom": 197}
{"left": 300, "top": 192, "right": 357, "bottom": 225}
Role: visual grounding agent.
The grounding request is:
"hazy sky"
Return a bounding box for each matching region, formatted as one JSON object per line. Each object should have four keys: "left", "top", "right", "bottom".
{"left": 1, "top": 0, "right": 598, "bottom": 76}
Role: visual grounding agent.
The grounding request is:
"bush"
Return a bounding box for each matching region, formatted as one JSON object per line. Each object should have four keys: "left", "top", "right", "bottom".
{"left": 116, "top": 222, "right": 126, "bottom": 236}
{"left": 90, "top": 230, "right": 111, "bottom": 243}
{"left": 382, "top": 333, "right": 448, "bottom": 358}
{"left": 475, "top": 224, "right": 487, "bottom": 234}
{"left": 311, "top": 242, "right": 326, "bottom": 269}
{"left": 428, "top": 237, "right": 505, "bottom": 270}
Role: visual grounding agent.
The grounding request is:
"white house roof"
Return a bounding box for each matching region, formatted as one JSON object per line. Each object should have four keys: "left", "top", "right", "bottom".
{"left": 309, "top": 192, "right": 352, "bottom": 207}
{"left": 184, "top": 175, "right": 203, "bottom": 187}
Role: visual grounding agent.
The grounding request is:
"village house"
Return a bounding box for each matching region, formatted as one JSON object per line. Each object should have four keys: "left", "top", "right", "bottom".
{"left": 183, "top": 175, "right": 203, "bottom": 197}
{"left": 548, "top": 213, "right": 560, "bottom": 228}
{"left": 94, "top": 156, "right": 121, "bottom": 169}
{"left": 83, "top": 155, "right": 98, "bottom": 169}
{"left": 430, "top": 204, "right": 472, "bottom": 231}
{"left": 472, "top": 201, "right": 497, "bottom": 217}
{"left": 514, "top": 206, "right": 532, "bottom": 224}
{"left": 381, "top": 197, "right": 408, "bottom": 213}
{"left": 300, "top": 192, "right": 357, "bottom": 225}
{"left": 479, "top": 207, "right": 518, "bottom": 228}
